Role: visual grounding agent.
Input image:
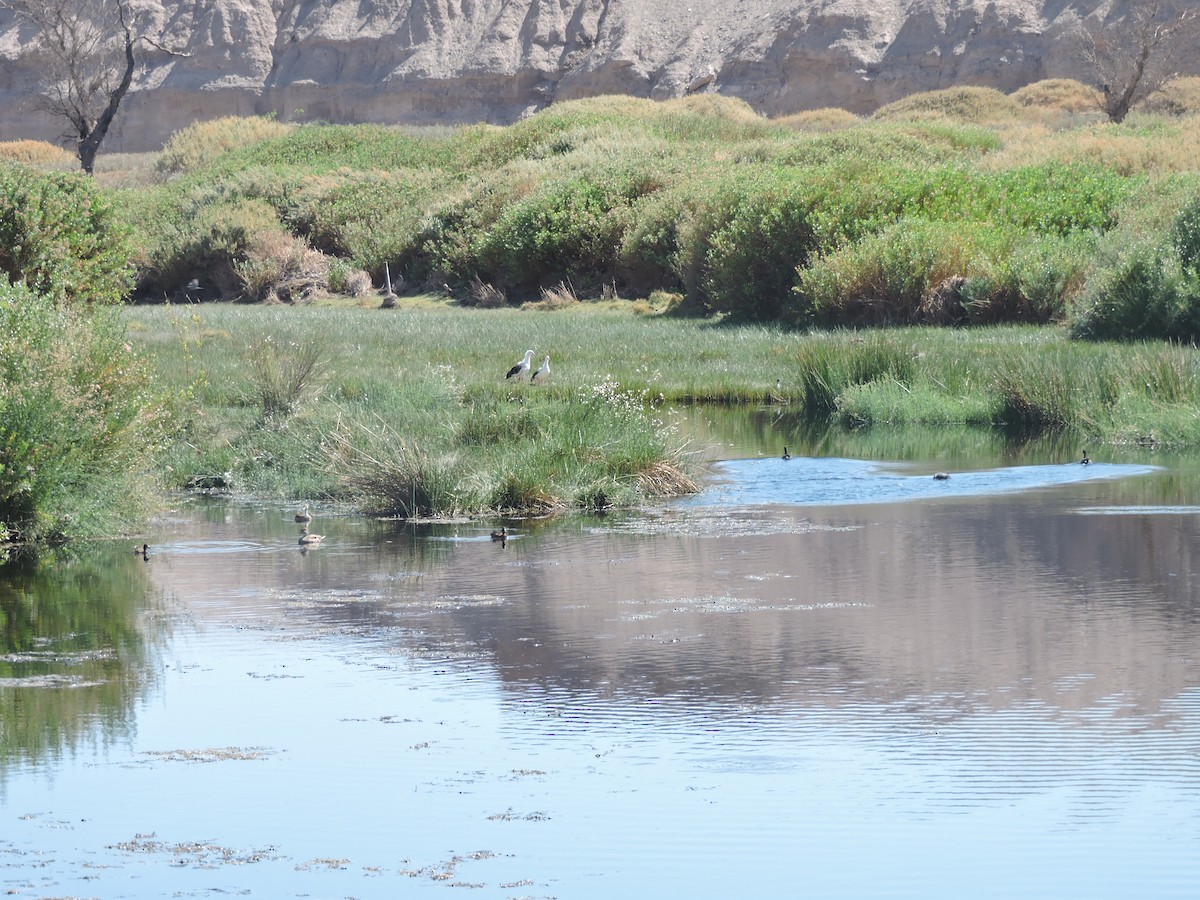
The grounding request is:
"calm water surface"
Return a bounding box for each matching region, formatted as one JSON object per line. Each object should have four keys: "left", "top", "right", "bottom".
{"left": 2, "top": 427, "right": 1199, "bottom": 898}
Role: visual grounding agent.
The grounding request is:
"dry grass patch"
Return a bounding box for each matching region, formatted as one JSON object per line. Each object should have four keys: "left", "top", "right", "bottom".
{"left": 1011, "top": 79, "right": 1101, "bottom": 114}
{"left": 1141, "top": 77, "right": 1200, "bottom": 116}
{"left": 873, "top": 86, "right": 1022, "bottom": 125}
{"left": 0, "top": 140, "right": 76, "bottom": 169}
{"left": 773, "top": 108, "right": 860, "bottom": 132}
{"left": 158, "top": 115, "right": 295, "bottom": 175}
{"left": 982, "top": 118, "right": 1200, "bottom": 175}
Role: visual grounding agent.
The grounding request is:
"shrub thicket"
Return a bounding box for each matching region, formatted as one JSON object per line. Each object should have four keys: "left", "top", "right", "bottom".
{"left": 0, "top": 281, "right": 167, "bottom": 543}
{"left": 119, "top": 81, "right": 1200, "bottom": 329}
{"left": 0, "top": 162, "right": 133, "bottom": 304}
{"left": 1070, "top": 182, "right": 1200, "bottom": 341}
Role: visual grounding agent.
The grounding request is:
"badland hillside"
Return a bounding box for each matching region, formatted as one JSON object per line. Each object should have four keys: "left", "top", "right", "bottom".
{"left": 0, "top": 0, "right": 1197, "bottom": 152}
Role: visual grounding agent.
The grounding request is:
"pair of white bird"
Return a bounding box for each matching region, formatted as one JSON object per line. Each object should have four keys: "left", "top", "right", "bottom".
{"left": 505, "top": 349, "right": 551, "bottom": 382}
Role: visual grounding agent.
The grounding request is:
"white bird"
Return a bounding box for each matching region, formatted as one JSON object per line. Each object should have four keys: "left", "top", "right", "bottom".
{"left": 506, "top": 349, "right": 534, "bottom": 380}
{"left": 531, "top": 354, "right": 550, "bottom": 382}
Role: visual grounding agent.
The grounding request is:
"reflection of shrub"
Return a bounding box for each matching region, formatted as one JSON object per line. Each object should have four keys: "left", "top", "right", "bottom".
{"left": 0, "top": 163, "right": 133, "bottom": 304}
{"left": 0, "top": 282, "right": 167, "bottom": 543}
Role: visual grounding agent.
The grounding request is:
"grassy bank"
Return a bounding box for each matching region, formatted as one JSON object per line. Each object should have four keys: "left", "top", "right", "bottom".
{"left": 126, "top": 303, "right": 1200, "bottom": 515}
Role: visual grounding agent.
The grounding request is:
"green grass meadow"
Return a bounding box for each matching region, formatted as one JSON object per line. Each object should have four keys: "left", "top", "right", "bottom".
{"left": 125, "top": 302, "right": 1200, "bottom": 515}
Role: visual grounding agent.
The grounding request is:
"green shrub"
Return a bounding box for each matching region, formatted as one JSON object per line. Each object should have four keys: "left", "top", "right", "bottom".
{"left": 1070, "top": 240, "right": 1198, "bottom": 341}
{"left": 157, "top": 116, "right": 294, "bottom": 175}
{"left": 1071, "top": 190, "right": 1200, "bottom": 342}
{"left": 0, "top": 280, "right": 167, "bottom": 543}
{"left": 795, "top": 218, "right": 1016, "bottom": 326}
{"left": 700, "top": 173, "right": 817, "bottom": 320}
{"left": 1171, "top": 193, "right": 1200, "bottom": 276}
{"left": 212, "top": 123, "right": 447, "bottom": 175}
{"left": 142, "top": 198, "right": 289, "bottom": 299}
{"left": 288, "top": 168, "right": 446, "bottom": 275}
{"left": 479, "top": 169, "right": 651, "bottom": 292}
{"left": 0, "top": 162, "right": 133, "bottom": 304}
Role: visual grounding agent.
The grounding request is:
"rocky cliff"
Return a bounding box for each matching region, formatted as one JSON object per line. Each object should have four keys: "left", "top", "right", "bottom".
{"left": 0, "top": 0, "right": 1194, "bottom": 153}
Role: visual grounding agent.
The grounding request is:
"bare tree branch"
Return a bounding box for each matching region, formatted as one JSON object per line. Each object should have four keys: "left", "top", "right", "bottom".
{"left": 0, "top": 0, "right": 186, "bottom": 174}
{"left": 1073, "top": 0, "right": 1200, "bottom": 123}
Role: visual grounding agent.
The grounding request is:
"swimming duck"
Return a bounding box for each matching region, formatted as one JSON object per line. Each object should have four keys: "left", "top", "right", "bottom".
{"left": 491, "top": 527, "right": 507, "bottom": 541}
{"left": 294, "top": 503, "right": 312, "bottom": 523}
{"left": 298, "top": 528, "right": 324, "bottom": 545}
{"left": 933, "top": 472, "right": 950, "bottom": 480}
{"left": 1080, "top": 451, "right": 1091, "bottom": 465}
{"left": 133, "top": 543, "right": 149, "bottom": 556}
{"left": 782, "top": 447, "right": 791, "bottom": 460}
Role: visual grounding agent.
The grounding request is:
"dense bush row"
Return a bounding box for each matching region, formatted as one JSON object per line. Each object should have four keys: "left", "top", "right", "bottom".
{"left": 0, "top": 280, "right": 168, "bottom": 544}
{"left": 1, "top": 164, "right": 168, "bottom": 545}
{"left": 1, "top": 162, "right": 134, "bottom": 304}
{"left": 113, "top": 84, "right": 1200, "bottom": 339}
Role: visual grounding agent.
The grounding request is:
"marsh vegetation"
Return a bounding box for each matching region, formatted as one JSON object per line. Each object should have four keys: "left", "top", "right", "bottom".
{"left": 5, "top": 78, "right": 1200, "bottom": 543}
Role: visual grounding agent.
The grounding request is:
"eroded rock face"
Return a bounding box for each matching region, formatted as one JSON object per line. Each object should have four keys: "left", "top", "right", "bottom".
{"left": 0, "top": 0, "right": 1193, "bottom": 152}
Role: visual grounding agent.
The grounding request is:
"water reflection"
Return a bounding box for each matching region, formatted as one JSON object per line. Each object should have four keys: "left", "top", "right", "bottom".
{"left": 1, "top": 439, "right": 1198, "bottom": 897}
{"left": 142, "top": 463, "right": 1200, "bottom": 728}
{"left": 0, "top": 549, "right": 163, "bottom": 778}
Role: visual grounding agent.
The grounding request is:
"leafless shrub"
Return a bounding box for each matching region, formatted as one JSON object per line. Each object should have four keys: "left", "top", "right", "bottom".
{"left": 1072, "top": 1, "right": 1200, "bottom": 123}
{"left": 467, "top": 275, "right": 506, "bottom": 308}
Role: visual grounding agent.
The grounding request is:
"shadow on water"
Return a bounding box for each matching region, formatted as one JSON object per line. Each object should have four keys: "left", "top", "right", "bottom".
{"left": 0, "top": 548, "right": 165, "bottom": 782}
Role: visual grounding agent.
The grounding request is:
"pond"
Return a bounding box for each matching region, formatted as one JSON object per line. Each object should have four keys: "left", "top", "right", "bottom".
{"left": 2, "top": 419, "right": 1199, "bottom": 899}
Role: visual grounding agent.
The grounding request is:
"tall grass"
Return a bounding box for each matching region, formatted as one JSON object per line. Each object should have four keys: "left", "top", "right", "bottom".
{"left": 123, "top": 305, "right": 1200, "bottom": 524}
